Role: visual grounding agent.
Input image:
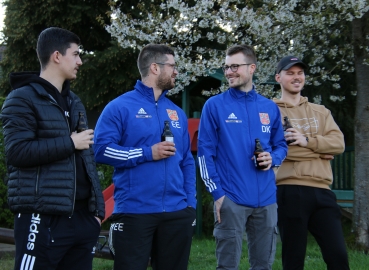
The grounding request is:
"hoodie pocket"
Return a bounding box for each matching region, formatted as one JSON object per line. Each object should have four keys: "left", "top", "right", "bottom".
{"left": 294, "top": 159, "right": 332, "bottom": 181}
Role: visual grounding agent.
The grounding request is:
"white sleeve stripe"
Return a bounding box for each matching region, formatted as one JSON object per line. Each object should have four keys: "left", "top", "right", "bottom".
{"left": 104, "top": 147, "right": 143, "bottom": 160}
{"left": 105, "top": 149, "right": 143, "bottom": 157}
{"left": 106, "top": 147, "right": 142, "bottom": 154}
{"left": 198, "top": 155, "right": 217, "bottom": 192}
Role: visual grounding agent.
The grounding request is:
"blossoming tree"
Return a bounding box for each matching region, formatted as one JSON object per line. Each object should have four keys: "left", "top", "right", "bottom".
{"left": 107, "top": 0, "right": 369, "bottom": 248}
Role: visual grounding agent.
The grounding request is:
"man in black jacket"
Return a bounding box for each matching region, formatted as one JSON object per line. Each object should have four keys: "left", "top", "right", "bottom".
{"left": 1, "top": 27, "right": 105, "bottom": 270}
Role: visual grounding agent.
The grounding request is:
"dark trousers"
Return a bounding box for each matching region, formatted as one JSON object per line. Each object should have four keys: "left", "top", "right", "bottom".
{"left": 13, "top": 207, "right": 101, "bottom": 270}
{"left": 277, "top": 185, "right": 350, "bottom": 270}
{"left": 109, "top": 207, "right": 196, "bottom": 270}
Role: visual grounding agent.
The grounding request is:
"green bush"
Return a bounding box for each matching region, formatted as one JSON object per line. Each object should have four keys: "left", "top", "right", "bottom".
{"left": 96, "top": 164, "right": 114, "bottom": 191}
{"left": 200, "top": 183, "right": 215, "bottom": 236}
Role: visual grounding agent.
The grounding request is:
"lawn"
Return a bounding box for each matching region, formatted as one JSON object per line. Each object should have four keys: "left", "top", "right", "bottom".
{"left": 2, "top": 218, "right": 369, "bottom": 269}
{"left": 90, "top": 235, "right": 369, "bottom": 270}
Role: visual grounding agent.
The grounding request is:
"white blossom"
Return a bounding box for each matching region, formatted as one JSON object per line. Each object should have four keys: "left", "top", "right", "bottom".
{"left": 106, "top": 0, "right": 369, "bottom": 97}
{"left": 313, "top": 95, "right": 322, "bottom": 104}
{"left": 330, "top": 95, "right": 345, "bottom": 101}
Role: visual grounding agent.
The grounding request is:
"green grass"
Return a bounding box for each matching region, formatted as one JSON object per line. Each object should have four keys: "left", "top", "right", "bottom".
{"left": 90, "top": 234, "right": 369, "bottom": 270}
{"left": 2, "top": 218, "right": 369, "bottom": 269}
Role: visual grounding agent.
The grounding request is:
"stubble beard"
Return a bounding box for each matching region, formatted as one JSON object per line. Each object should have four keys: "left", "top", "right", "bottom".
{"left": 228, "top": 76, "right": 250, "bottom": 90}
{"left": 157, "top": 73, "right": 174, "bottom": 90}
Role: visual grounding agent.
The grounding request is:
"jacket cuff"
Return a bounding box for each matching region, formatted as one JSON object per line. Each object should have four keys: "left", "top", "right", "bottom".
{"left": 69, "top": 137, "right": 76, "bottom": 150}
{"left": 187, "top": 197, "right": 197, "bottom": 209}
{"left": 144, "top": 146, "right": 153, "bottom": 161}
{"left": 212, "top": 189, "right": 225, "bottom": 202}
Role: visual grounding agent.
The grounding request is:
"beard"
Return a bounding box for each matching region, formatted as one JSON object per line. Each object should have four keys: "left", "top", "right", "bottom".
{"left": 228, "top": 76, "right": 251, "bottom": 90}
{"left": 157, "top": 73, "right": 174, "bottom": 90}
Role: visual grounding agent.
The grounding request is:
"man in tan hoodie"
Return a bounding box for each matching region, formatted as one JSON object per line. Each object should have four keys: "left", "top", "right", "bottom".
{"left": 273, "top": 56, "right": 350, "bottom": 270}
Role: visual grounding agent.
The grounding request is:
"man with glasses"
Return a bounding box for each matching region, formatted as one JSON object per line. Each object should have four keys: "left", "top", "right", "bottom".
{"left": 94, "top": 44, "right": 196, "bottom": 270}
{"left": 198, "top": 44, "right": 287, "bottom": 269}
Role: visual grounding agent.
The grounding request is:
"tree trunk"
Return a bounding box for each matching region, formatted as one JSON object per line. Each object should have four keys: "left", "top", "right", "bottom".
{"left": 352, "top": 11, "right": 369, "bottom": 249}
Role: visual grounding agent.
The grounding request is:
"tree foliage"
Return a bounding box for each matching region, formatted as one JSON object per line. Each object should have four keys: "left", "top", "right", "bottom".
{"left": 0, "top": 0, "right": 143, "bottom": 228}
{"left": 108, "top": 0, "right": 369, "bottom": 247}
{"left": 107, "top": 0, "right": 368, "bottom": 93}
{"left": 107, "top": 0, "right": 369, "bottom": 145}
{"left": 0, "top": 0, "right": 139, "bottom": 111}
{"left": 0, "top": 96, "right": 12, "bottom": 228}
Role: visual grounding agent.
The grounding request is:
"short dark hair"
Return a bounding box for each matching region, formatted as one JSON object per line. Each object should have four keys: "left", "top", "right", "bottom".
{"left": 37, "top": 27, "right": 80, "bottom": 70}
{"left": 226, "top": 44, "right": 257, "bottom": 65}
{"left": 137, "top": 44, "right": 175, "bottom": 77}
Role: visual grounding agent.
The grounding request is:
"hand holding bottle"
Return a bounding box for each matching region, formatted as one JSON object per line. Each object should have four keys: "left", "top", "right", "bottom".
{"left": 283, "top": 116, "right": 296, "bottom": 145}
{"left": 253, "top": 138, "right": 272, "bottom": 170}
{"left": 152, "top": 141, "right": 176, "bottom": 160}
{"left": 71, "top": 129, "right": 94, "bottom": 150}
{"left": 152, "top": 120, "right": 176, "bottom": 160}
{"left": 284, "top": 129, "right": 308, "bottom": 147}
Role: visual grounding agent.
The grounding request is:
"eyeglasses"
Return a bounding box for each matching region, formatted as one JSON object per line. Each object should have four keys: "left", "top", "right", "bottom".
{"left": 222, "top": 63, "right": 253, "bottom": 72}
{"left": 155, "top": 62, "right": 178, "bottom": 71}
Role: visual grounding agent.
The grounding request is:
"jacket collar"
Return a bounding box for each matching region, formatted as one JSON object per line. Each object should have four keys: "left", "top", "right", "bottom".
{"left": 229, "top": 85, "right": 257, "bottom": 100}
{"left": 29, "top": 82, "right": 51, "bottom": 97}
{"left": 134, "top": 80, "right": 168, "bottom": 103}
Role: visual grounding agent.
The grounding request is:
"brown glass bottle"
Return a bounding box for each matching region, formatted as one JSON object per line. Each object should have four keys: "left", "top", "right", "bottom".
{"left": 161, "top": 120, "right": 174, "bottom": 142}
{"left": 254, "top": 138, "right": 268, "bottom": 169}
{"left": 283, "top": 116, "right": 295, "bottom": 145}
{"left": 77, "top": 112, "right": 88, "bottom": 133}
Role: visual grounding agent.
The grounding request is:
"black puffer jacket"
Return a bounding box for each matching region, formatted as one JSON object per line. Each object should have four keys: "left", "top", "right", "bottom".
{"left": 1, "top": 78, "right": 105, "bottom": 219}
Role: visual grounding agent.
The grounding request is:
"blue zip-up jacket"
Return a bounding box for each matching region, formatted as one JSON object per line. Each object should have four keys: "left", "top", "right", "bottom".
{"left": 197, "top": 87, "right": 287, "bottom": 207}
{"left": 94, "top": 80, "right": 196, "bottom": 214}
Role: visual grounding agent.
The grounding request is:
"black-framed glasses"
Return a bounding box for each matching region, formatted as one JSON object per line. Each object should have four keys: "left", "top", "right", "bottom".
{"left": 222, "top": 63, "right": 253, "bottom": 72}
{"left": 155, "top": 62, "right": 178, "bottom": 71}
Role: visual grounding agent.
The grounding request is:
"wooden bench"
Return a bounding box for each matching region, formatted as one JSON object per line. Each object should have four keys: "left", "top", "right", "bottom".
{"left": 332, "top": 189, "right": 354, "bottom": 219}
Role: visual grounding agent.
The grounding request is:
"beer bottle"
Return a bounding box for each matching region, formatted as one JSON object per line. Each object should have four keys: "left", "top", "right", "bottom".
{"left": 283, "top": 116, "right": 295, "bottom": 145}
{"left": 161, "top": 120, "right": 174, "bottom": 142}
{"left": 254, "top": 138, "right": 268, "bottom": 170}
{"left": 77, "top": 112, "right": 88, "bottom": 133}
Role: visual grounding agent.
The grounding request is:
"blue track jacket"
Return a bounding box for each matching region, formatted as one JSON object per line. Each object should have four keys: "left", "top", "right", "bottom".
{"left": 94, "top": 80, "right": 196, "bottom": 214}
{"left": 197, "top": 87, "right": 287, "bottom": 207}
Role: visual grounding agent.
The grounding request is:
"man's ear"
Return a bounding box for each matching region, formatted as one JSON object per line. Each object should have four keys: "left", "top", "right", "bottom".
{"left": 51, "top": 51, "right": 61, "bottom": 64}
{"left": 249, "top": 63, "right": 257, "bottom": 75}
{"left": 150, "top": 63, "right": 160, "bottom": 75}
{"left": 275, "top": 73, "right": 281, "bottom": 83}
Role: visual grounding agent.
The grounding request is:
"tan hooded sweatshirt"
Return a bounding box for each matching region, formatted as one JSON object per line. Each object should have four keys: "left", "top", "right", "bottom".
{"left": 273, "top": 96, "right": 345, "bottom": 189}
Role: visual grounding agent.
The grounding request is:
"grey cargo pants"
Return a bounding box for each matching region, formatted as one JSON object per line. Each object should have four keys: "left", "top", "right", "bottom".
{"left": 213, "top": 196, "right": 278, "bottom": 270}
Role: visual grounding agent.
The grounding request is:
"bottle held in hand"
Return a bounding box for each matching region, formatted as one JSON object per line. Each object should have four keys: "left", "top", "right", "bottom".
{"left": 283, "top": 116, "right": 295, "bottom": 145}
{"left": 77, "top": 112, "right": 88, "bottom": 133}
{"left": 161, "top": 120, "right": 174, "bottom": 143}
{"left": 254, "top": 138, "right": 268, "bottom": 170}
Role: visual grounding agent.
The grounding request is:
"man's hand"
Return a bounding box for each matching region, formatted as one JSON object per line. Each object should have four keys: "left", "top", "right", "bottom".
{"left": 71, "top": 129, "right": 94, "bottom": 150}
{"left": 253, "top": 152, "right": 272, "bottom": 171}
{"left": 215, "top": 196, "right": 225, "bottom": 223}
{"left": 320, "top": 154, "right": 334, "bottom": 160}
{"left": 152, "top": 141, "right": 176, "bottom": 160}
{"left": 94, "top": 216, "right": 102, "bottom": 226}
{"left": 285, "top": 128, "right": 308, "bottom": 147}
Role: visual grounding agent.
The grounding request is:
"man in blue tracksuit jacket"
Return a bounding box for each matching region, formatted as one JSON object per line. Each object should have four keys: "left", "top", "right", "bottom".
{"left": 198, "top": 45, "right": 287, "bottom": 270}
{"left": 94, "top": 44, "right": 196, "bottom": 270}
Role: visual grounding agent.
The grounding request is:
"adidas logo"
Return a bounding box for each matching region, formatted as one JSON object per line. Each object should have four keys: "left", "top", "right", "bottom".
{"left": 228, "top": 113, "right": 237, "bottom": 119}
{"left": 138, "top": 108, "right": 147, "bottom": 114}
